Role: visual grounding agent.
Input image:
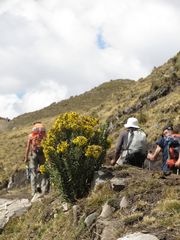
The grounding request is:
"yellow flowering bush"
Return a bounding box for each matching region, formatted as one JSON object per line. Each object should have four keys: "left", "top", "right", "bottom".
{"left": 43, "top": 112, "right": 110, "bottom": 202}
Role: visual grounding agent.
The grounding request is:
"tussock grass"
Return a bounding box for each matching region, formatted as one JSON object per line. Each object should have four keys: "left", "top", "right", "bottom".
{"left": 156, "top": 199, "right": 180, "bottom": 213}
{"left": 142, "top": 216, "right": 156, "bottom": 225}
{"left": 86, "top": 182, "right": 114, "bottom": 209}
{"left": 154, "top": 187, "right": 180, "bottom": 214}
{"left": 122, "top": 212, "right": 143, "bottom": 225}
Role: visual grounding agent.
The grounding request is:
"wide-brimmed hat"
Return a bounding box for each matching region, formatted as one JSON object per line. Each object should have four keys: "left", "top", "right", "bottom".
{"left": 124, "top": 117, "right": 140, "bottom": 129}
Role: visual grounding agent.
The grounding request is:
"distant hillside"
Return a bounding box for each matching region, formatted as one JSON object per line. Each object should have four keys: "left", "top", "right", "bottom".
{"left": 9, "top": 79, "right": 134, "bottom": 127}
{"left": 0, "top": 117, "right": 10, "bottom": 131}
{"left": 0, "top": 51, "right": 180, "bottom": 183}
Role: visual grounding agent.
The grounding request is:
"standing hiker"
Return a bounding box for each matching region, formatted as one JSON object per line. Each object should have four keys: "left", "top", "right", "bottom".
{"left": 24, "top": 122, "right": 49, "bottom": 197}
{"left": 111, "top": 117, "right": 147, "bottom": 167}
{"left": 147, "top": 125, "right": 180, "bottom": 175}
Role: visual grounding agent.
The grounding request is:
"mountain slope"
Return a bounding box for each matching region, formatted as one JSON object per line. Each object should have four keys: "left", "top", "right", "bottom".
{"left": 0, "top": 51, "right": 180, "bottom": 240}
{"left": 0, "top": 52, "right": 180, "bottom": 184}
{"left": 1, "top": 166, "right": 180, "bottom": 240}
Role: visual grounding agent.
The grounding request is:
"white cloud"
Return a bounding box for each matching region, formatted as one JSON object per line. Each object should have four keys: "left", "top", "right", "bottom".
{"left": 0, "top": 0, "right": 180, "bottom": 118}
{"left": 21, "top": 80, "right": 67, "bottom": 113}
{"left": 0, "top": 80, "right": 67, "bottom": 119}
{"left": 0, "top": 94, "right": 21, "bottom": 119}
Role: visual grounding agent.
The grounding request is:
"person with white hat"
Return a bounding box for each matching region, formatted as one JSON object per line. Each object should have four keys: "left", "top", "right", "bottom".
{"left": 111, "top": 117, "right": 147, "bottom": 167}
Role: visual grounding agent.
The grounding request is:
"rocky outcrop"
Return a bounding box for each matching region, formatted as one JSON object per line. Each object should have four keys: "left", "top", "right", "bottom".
{"left": 0, "top": 198, "right": 31, "bottom": 231}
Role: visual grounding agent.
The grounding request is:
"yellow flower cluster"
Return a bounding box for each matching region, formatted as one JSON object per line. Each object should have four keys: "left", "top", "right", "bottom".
{"left": 53, "top": 112, "right": 99, "bottom": 134}
{"left": 39, "top": 164, "right": 46, "bottom": 174}
{"left": 72, "top": 136, "right": 88, "bottom": 147}
{"left": 43, "top": 146, "right": 56, "bottom": 161}
{"left": 85, "top": 145, "right": 102, "bottom": 159}
{"left": 57, "top": 141, "right": 69, "bottom": 153}
{"left": 81, "top": 115, "right": 99, "bottom": 127}
{"left": 54, "top": 112, "right": 79, "bottom": 131}
{"left": 44, "top": 134, "right": 56, "bottom": 146}
{"left": 42, "top": 112, "right": 108, "bottom": 164}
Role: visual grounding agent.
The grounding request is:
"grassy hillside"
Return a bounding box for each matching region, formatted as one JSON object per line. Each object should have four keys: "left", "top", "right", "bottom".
{"left": 1, "top": 166, "right": 180, "bottom": 240}
{"left": 0, "top": 52, "right": 180, "bottom": 183}
{"left": 0, "top": 52, "right": 180, "bottom": 240}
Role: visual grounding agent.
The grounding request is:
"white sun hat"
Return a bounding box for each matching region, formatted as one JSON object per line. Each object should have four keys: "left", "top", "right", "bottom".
{"left": 124, "top": 117, "right": 140, "bottom": 129}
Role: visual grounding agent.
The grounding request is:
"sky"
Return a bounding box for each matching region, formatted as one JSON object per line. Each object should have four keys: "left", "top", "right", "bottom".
{"left": 0, "top": 0, "right": 180, "bottom": 119}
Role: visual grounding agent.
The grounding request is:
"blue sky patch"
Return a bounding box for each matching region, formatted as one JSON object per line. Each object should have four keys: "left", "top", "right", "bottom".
{"left": 17, "top": 91, "right": 24, "bottom": 98}
{"left": 96, "top": 29, "right": 109, "bottom": 49}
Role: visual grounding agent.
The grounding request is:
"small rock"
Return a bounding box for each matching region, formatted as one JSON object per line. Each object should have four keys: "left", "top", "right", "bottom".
{"left": 84, "top": 212, "right": 98, "bottom": 227}
{"left": 120, "top": 196, "right": 129, "bottom": 209}
{"left": 62, "top": 202, "right": 69, "bottom": 212}
{"left": 72, "top": 205, "right": 81, "bottom": 225}
{"left": 110, "top": 178, "right": 125, "bottom": 192}
{"left": 100, "top": 202, "right": 114, "bottom": 219}
{"left": 92, "top": 169, "right": 114, "bottom": 190}
{"left": 117, "top": 232, "right": 159, "bottom": 240}
{"left": 97, "top": 170, "right": 113, "bottom": 180}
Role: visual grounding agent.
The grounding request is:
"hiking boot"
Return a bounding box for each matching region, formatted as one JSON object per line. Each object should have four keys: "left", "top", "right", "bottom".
{"left": 159, "top": 172, "right": 167, "bottom": 179}
{"left": 163, "top": 171, "right": 172, "bottom": 176}
{"left": 37, "top": 187, "right": 42, "bottom": 193}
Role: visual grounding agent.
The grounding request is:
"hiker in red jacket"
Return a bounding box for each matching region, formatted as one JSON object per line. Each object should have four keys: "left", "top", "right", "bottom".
{"left": 24, "top": 122, "right": 49, "bottom": 197}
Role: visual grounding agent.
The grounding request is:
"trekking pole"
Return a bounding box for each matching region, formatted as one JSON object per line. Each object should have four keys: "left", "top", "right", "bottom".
{"left": 147, "top": 151, "right": 152, "bottom": 171}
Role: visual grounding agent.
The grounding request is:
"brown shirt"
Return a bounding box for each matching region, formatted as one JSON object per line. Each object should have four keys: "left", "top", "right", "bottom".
{"left": 115, "top": 130, "right": 129, "bottom": 162}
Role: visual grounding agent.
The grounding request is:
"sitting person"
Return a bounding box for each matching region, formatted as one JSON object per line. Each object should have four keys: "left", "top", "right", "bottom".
{"left": 111, "top": 117, "right": 147, "bottom": 168}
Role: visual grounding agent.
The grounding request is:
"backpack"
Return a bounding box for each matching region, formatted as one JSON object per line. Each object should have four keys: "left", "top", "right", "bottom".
{"left": 118, "top": 129, "right": 147, "bottom": 166}
{"left": 30, "top": 123, "right": 46, "bottom": 153}
{"left": 127, "top": 129, "right": 147, "bottom": 155}
{"left": 167, "top": 134, "right": 180, "bottom": 169}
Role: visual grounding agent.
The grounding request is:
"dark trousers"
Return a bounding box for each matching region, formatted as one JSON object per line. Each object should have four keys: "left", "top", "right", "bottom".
{"left": 126, "top": 152, "right": 146, "bottom": 168}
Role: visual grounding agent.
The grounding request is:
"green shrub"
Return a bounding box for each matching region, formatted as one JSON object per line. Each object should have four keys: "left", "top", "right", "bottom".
{"left": 43, "top": 112, "right": 110, "bottom": 202}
